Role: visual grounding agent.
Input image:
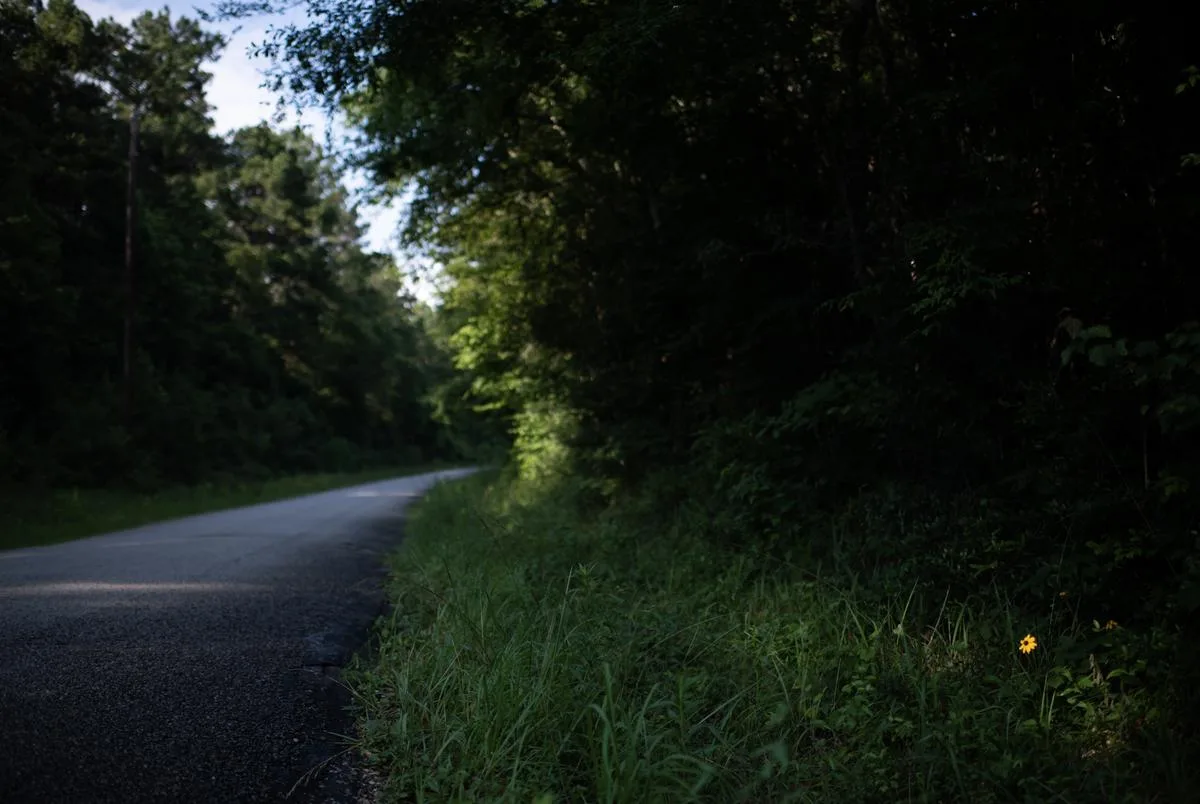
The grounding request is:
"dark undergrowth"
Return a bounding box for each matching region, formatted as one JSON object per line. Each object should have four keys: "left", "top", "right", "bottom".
{"left": 347, "top": 470, "right": 1198, "bottom": 803}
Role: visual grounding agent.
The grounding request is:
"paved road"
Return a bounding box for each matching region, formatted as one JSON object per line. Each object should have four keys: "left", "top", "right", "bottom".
{"left": 0, "top": 468, "right": 475, "bottom": 804}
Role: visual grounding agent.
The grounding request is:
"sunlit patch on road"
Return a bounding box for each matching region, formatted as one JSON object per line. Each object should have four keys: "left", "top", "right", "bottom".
{"left": 0, "top": 581, "right": 269, "bottom": 598}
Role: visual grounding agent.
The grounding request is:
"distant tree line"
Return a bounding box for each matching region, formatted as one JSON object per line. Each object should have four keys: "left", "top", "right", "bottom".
{"left": 0, "top": 0, "right": 503, "bottom": 488}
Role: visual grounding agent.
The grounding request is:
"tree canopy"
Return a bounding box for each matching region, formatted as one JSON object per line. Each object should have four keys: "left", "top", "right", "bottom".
{"left": 240, "top": 0, "right": 1196, "bottom": 476}
{"left": 0, "top": 0, "right": 494, "bottom": 488}
{"left": 237, "top": 0, "right": 1200, "bottom": 710}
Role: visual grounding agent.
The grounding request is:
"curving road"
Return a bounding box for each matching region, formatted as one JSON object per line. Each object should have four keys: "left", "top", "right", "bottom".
{"left": 0, "top": 468, "right": 474, "bottom": 804}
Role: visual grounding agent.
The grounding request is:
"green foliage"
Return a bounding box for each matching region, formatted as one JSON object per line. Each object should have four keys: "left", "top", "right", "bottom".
{"left": 351, "top": 473, "right": 1196, "bottom": 803}
{"left": 0, "top": 0, "right": 500, "bottom": 489}
{"left": 238, "top": 0, "right": 1200, "bottom": 790}
{"left": 234, "top": 0, "right": 1198, "bottom": 479}
{"left": 511, "top": 402, "right": 580, "bottom": 483}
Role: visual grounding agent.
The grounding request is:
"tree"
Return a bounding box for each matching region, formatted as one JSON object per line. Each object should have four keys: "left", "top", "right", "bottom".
{"left": 94, "top": 11, "right": 226, "bottom": 422}
{"left": 1, "top": 0, "right": 460, "bottom": 486}
{"left": 230, "top": 0, "right": 1200, "bottom": 618}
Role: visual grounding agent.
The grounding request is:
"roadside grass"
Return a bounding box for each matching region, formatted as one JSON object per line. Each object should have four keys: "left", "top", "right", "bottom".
{"left": 348, "top": 471, "right": 1193, "bottom": 803}
{"left": 0, "top": 464, "right": 457, "bottom": 551}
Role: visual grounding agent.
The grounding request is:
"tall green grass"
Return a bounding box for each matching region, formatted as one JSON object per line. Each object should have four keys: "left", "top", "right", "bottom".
{"left": 0, "top": 465, "right": 454, "bottom": 551}
{"left": 348, "top": 472, "right": 1193, "bottom": 803}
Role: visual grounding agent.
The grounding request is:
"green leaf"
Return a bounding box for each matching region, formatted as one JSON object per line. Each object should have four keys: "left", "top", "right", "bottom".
{"left": 1087, "top": 343, "right": 1119, "bottom": 367}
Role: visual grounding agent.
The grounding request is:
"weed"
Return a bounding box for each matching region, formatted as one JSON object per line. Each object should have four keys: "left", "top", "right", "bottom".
{"left": 348, "top": 472, "right": 1194, "bottom": 803}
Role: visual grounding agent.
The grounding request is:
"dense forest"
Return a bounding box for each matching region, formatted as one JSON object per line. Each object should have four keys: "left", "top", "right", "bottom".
{"left": 0, "top": 0, "right": 500, "bottom": 491}
{"left": 228, "top": 0, "right": 1200, "bottom": 798}
{"left": 5, "top": 0, "right": 1200, "bottom": 798}
{"left": 244, "top": 2, "right": 1200, "bottom": 618}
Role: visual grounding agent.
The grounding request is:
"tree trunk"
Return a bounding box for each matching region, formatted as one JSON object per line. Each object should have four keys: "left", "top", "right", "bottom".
{"left": 123, "top": 108, "right": 140, "bottom": 425}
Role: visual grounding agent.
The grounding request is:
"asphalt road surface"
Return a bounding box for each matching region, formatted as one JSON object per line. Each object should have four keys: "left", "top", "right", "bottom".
{"left": 0, "top": 468, "right": 475, "bottom": 804}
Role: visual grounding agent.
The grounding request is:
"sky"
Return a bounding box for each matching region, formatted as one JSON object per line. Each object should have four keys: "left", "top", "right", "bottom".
{"left": 75, "top": 0, "right": 440, "bottom": 304}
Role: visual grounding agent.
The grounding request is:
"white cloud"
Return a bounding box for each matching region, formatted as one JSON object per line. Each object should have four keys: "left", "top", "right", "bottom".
{"left": 73, "top": 0, "right": 440, "bottom": 304}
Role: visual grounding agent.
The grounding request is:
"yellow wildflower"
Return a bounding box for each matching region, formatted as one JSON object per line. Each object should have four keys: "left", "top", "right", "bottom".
{"left": 1104, "top": 619, "right": 1119, "bottom": 631}
{"left": 1019, "top": 634, "right": 1038, "bottom": 654}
